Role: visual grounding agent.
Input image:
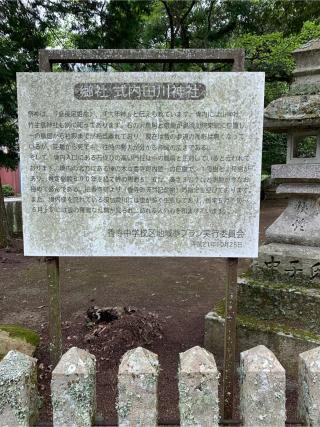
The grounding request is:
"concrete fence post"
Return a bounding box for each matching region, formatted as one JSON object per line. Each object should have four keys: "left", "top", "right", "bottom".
{"left": 51, "top": 347, "right": 96, "bottom": 427}
{"left": 298, "top": 346, "right": 320, "bottom": 425}
{"left": 117, "top": 346, "right": 159, "bottom": 427}
{"left": 0, "top": 350, "right": 39, "bottom": 427}
{"left": 240, "top": 345, "right": 286, "bottom": 426}
{"left": 178, "top": 346, "right": 220, "bottom": 427}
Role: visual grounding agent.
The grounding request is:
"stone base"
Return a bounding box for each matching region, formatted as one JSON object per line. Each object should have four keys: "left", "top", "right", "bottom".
{"left": 204, "top": 309, "right": 320, "bottom": 377}
{"left": 252, "top": 242, "right": 320, "bottom": 283}
{"left": 238, "top": 276, "right": 320, "bottom": 333}
{"left": 265, "top": 197, "right": 320, "bottom": 247}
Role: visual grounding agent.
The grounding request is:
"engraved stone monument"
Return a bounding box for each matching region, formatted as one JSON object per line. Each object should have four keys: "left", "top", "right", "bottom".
{"left": 17, "top": 72, "right": 264, "bottom": 258}
{"left": 205, "top": 40, "right": 320, "bottom": 376}
{"left": 255, "top": 41, "right": 320, "bottom": 281}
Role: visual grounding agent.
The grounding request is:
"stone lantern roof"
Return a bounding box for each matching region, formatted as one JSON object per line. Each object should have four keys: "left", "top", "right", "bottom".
{"left": 264, "top": 39, "right": 320, "bottom": 131}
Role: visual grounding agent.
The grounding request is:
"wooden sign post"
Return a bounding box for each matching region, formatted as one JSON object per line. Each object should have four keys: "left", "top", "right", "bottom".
{"left": 35, "top": 48, "right": 248, "bottom": 421}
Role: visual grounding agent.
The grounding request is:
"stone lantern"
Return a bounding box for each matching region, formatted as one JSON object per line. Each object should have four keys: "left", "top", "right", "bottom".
{"left": 255, "top": 39, "right": 320, "bottom": 280}
{"left": 205, "top": 40, "right": 320, "bottom": 377}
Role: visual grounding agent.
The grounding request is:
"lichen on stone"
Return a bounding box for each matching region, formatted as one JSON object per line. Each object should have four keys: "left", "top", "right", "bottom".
{"left": 0, "top": 351, "right": 38, "bottom": 425}
{"left": 214, "top": 298, "right": 320, "bottom": 343}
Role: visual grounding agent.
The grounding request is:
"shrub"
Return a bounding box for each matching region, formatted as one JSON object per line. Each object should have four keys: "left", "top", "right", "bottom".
{"left": 2, "top": 184, "right": 14, "bottom": 197}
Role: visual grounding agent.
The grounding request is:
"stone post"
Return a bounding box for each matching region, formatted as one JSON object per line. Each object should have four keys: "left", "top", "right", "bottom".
{"left": 0, "top": 350, "right": 39, "bottom": 427}
{"left": 178, "top": 346, "right": 219, "bottom": 427}
{"left": 240, "top": 345, "right": 286, "bottom": 426}
{"left": 298, "top": 346, "right": 320, "bottom": 425}
{"left": 4, "top": 197, "right": 22, "bottom": 236}
{"left": 117, "top": 346, "right": 159, "bottom": 427}
{"left": 51, "top": 347, "right": 96, "bottom": 427}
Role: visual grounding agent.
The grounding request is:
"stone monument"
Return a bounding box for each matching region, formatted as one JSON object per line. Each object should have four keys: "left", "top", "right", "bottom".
{"left": 257, "top": 39, "right": 320, "bottom": 281}
{"left": 205, "top": 40, "right": 320, "bottom": 376}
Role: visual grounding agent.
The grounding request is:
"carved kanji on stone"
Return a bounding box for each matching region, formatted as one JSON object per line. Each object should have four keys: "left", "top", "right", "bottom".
{"left": 311, "top": 262, "right": 320, "bottom": 280}
{"left": 264, "top": 256, "right": 280, "bottom": 276}
{"left": 291, "top": 218, "right": 306, "bottom": 232}
{"left": 285, "top": 260, "right": 303, "bottom": 278}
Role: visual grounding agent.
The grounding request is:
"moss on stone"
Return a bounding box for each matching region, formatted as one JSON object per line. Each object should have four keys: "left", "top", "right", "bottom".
{"left": 214, "top": 299, "right": 320, "bottom": 343}
{"left": 237, "top": 274, "right": 320, "bottom": 333}
{"left": 240, "top": 269, "right": 317, "bottom": 296}
{"left": 0, "top": 324, "right": 40, "bottom": 347}
{"left": 241, "top": 269, "right": 320, "bottom": 289}
{"left": 289, "top": 83, "right": 320, "bottom": 96}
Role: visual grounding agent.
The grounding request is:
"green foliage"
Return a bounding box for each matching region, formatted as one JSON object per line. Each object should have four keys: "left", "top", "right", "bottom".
{"left": 1, "top": 184, "right": 14, "bottom": 197}
{"left": 250, "top": 0, "right": 320, "bottom": 36}
{"left": 230, "top": 21, "right": 320, "bottom": 104}
{"left": 231, "top": 31, "right": 295, "bottom": 80}
{"left": 52, "top": 0, "right": 153, "bottom": 50}
{"left": 262, "top": 132, "right": 287, "bottom": 174}
{"left": 295, "top": 135, "right": 318, "bottom": 158}
{"left": 229, "top": 20, "right": 320, "bottom": 172}
{"left": 1, "top": 0, "right": 320, "bottom": 173}
{"left": 0, "top": 0, "right": 50, "bottom": 170}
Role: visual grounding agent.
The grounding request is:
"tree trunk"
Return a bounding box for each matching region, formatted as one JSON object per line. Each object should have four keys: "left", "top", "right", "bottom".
{"left": 0, "top": 175, "right": 11, "bottom": 248}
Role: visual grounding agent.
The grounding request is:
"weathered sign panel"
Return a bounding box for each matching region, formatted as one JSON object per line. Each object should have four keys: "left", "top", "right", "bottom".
{"left": 17, "top": 72, "right": 264, "bottom": 257}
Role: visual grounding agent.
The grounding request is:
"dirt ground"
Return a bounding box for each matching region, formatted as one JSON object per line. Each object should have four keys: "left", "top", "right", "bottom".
{"left": 0, "top": 199, "right": 288, "bottom": 426}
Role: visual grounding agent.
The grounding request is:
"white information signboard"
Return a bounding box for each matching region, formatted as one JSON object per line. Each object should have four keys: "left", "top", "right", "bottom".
{"left": 17, "top": 72, "right": 264, "bottom": 257}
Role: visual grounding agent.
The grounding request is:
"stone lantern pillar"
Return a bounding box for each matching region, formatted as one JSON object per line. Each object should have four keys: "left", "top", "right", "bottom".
{"left": 254, "top": 39, "right": 320, "bottom": 280}
{"left": 204, "top": 40, "right": 320, "bottom": 378}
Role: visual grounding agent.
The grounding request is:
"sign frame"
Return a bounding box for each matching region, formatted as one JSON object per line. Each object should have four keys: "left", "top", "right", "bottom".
{"left": 38, "top": 48, "right": 246, "bottom": 423}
